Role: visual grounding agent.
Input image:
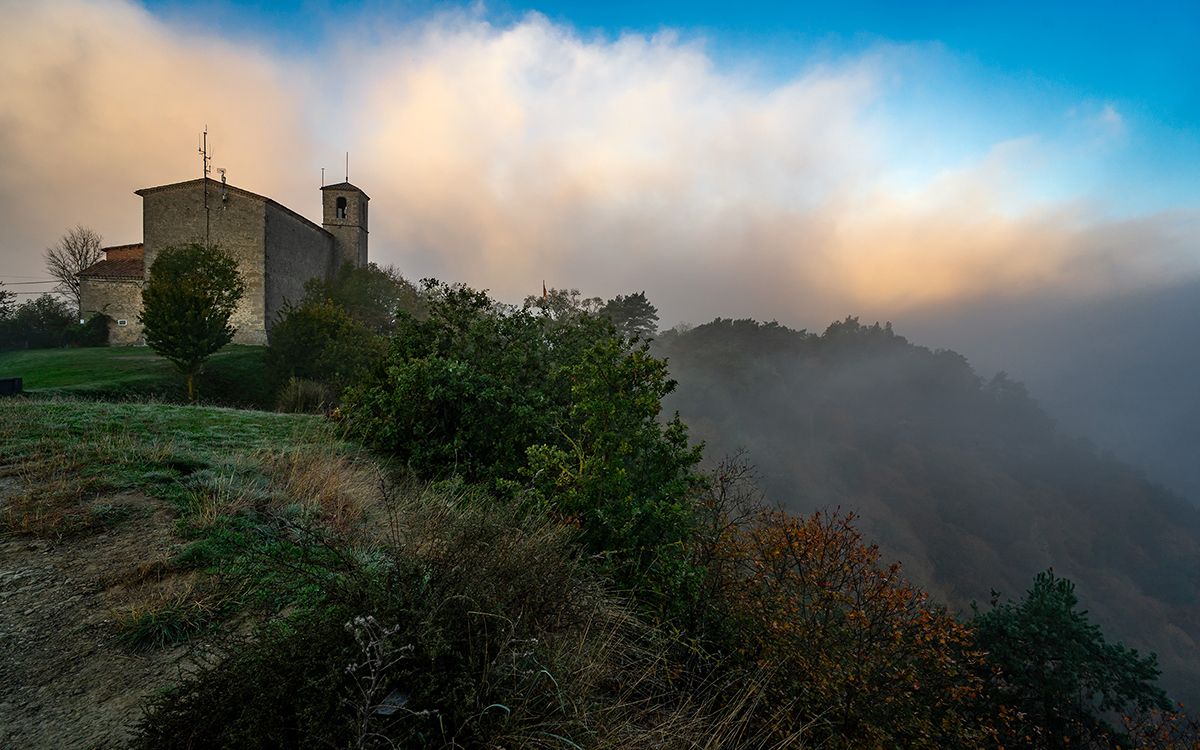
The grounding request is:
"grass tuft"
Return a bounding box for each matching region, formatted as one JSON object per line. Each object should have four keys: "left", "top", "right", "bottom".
{"left": 115, "top": 590, "right": 221, "bottom": 651}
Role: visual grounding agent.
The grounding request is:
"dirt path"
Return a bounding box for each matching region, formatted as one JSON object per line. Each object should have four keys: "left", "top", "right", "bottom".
{"left": 1, "top": 495, "right": 188, "bottom": 749}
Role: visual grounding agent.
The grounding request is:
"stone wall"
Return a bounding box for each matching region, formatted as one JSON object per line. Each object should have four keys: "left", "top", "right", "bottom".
{"left": 90, "top": 179, "right": 345, "bottom": 347}
{"left": 79, "top": 277, "right": 144, "bottom": 345}
{"left": 141, "top": 181, "right": 269, "bottom": 344}
{"left": 263, "top": 202, "right": 337, "bottom": 331}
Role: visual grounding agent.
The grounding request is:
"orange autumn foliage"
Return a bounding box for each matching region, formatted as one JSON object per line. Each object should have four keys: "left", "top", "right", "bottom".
{"left": 692, "top": 461, "right": 1004, "bottom": 747}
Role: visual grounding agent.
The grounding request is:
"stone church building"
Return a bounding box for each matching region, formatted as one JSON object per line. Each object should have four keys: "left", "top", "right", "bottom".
{"left": 79, "top": 177, "right": 369, "bottom": 345}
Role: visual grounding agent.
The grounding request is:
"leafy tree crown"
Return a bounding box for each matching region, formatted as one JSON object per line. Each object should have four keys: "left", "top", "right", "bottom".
{"left": 140, "top": 243, "right": 245, "bottom": 397}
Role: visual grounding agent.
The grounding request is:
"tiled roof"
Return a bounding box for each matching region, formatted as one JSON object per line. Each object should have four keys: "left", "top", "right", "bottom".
{"left": 79, "top": 244, "right": 144, "bottom": 280}
{"left": 101, "top": 243, "right": 144, "bottom": 261}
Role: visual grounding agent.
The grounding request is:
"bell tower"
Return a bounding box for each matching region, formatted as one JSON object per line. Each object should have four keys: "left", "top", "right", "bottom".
{"left": 321, "top": 182, "right": 369, "bottom": 267}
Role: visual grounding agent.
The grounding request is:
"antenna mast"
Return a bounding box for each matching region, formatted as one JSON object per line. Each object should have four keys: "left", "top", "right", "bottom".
{"left": 198, "top": 127, "right": 213, "bottom": 248}
{"left": 345, "top": 151, "right": 349, "bottom": 182}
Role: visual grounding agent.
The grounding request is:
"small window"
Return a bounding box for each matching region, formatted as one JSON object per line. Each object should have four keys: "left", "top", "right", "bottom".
{"left": 336, "top": 196, "right": 347, "bottom": 219}
{"left": 117, "top": 319, "right": 128, "bottom": 327}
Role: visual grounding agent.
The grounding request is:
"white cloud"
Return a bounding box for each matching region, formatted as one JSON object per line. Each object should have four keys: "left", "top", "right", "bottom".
{"left": 0, "top": 1, "right": 1194, "bottom": 326}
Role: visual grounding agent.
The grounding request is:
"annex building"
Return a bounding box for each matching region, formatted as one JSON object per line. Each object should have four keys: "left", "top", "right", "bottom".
{"left": 79, "top": 177, "right": 369, "bottom": 345}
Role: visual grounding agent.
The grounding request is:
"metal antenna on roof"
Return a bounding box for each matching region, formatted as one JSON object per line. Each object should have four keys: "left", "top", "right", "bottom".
{"left": 321, "top": 167, "right": 325, "bottom": 188}
{"left": 198, "top": 126, "right": 213, "bottom": 248}
{"left": 218, "top": 167, "right": 228, "bottom": 205}
{"left": 345, "top": 151, "right": 349, "bottom": 183}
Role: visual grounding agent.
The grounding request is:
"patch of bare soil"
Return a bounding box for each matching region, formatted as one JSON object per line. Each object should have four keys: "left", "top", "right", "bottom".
{"left": 1, "top": 494, "right": 187, "bottom": 749}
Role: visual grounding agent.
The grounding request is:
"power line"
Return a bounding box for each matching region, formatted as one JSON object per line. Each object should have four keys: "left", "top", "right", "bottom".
{"left": 0, "top": 280, "right": 57, "bottom": 285}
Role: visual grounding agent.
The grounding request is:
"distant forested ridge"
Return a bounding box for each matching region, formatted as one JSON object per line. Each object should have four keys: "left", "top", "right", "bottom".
{"left": 655, "top": 317, "right": 1200, "bottom": 705}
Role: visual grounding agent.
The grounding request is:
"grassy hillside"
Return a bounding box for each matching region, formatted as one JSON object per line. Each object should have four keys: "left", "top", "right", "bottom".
{"left": 0, "top": 345, "right": 272, "bottom": 407}
{"left": 0, "top": 397, "right": 323, "bottom": 538}
{"left": 0, "top": 398, "right": 749, "bottom": 748}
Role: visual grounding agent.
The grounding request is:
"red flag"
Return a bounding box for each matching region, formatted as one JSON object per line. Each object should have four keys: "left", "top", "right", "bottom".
{"left": 542, "top": 280, "right": 547, "bottom": 299}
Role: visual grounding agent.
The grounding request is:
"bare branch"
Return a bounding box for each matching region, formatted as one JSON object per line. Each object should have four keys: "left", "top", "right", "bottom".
{"left": 44, "top": 225, "right": 104, "bottom": 312}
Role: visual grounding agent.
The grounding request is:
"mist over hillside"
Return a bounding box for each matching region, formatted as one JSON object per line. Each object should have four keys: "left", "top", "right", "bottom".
{"left": 903, "top": 278, "right": 1200, "bottom": 505}
{"left": 654, "top": 317, "right": 1200, "bottom": 706}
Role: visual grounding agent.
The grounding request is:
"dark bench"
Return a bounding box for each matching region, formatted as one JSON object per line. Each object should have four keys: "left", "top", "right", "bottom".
{"left": 0, "top": 377, "right": 23, "bottom": 396}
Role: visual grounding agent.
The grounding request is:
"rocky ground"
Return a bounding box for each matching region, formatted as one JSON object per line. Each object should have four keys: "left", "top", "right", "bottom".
{"left": 0, "top": 494, "right": 189, "bottom": 749}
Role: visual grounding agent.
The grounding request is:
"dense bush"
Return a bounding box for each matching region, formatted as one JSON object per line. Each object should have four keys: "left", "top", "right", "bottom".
{"left": 344, "top": 282, "right": 607, "bottom": 483}
{"left": 0, "top": 293, "right": 109, "bottom": 351}
{"left": 266, "top": 263, "right": 419, "bottom": 404}
{"left": 345, "top": 281, "right": 703, "bottom": 600}
{"left": 65, "top": 312, "right": 110, "bottom": 347}
{"left": 682, "top": 460, "right": 1005, "bottom": 747}
{"left": 267, "top": 300, "right": 385, "bottom": 397}
{"left": 524, "top": 334, "right": 703, "bottom": 605}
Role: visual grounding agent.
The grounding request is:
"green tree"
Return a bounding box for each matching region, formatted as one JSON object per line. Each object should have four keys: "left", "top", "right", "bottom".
{"left": 267, "top": 299, "right": 385, "bottom": 396}
{"left": 0, "top": 294, "right": 74, "bottom": 351}
{"left": 601, "top": 291, "right": 659, "bottom": 339}
{"left": 972, "top": 569, "right": 1171, "bottom": 748}
{"left": 525, "top": 335, "right": 703, "bottom": 602}
{"left": 0, "top": 283, "right": 14, "bottom": 320}
{"left": 523, "top": 286, "right": 603, "bottom": 324}
{"left": 140, "top": 244, "right": 245, "bottom": 400}
{"left": 302, "top": 261, "right": 423, "bottom": 334}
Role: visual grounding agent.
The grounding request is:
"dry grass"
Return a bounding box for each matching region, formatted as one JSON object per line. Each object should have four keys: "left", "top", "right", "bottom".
{"left": 2, "top": 398, "right": 788, "bottom": 747}
{"left": 263, "top": 443, "right": 383, "bottom": 532}
{"left": 113, "top": 581, "right": 224, "bottom": 651}
{"left": 345, "top": 480, "right": 773, "bottom": 749}
{"left": 0, "top": 412, "right": 178, "bottom": 537}
{"left": 183, "top": 471, "right": 256, "bottom": 529}
{"left": 106, "top": 556, "right": 236, "bottom": 652}
{"left": 1, "top": 452, "right": 94, "bottom": 536}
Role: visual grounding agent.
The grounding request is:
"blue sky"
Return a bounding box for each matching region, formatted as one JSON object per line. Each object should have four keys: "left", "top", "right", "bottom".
{"left": 139, "top": 0, "right": 1199, "bottom": 211}
{"left": 142, "top": 0, "right": 1198, "bottom": 121}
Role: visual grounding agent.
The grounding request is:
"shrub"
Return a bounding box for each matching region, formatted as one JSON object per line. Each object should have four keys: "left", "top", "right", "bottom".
{"left": 0, "top": 294, "right": 74, "bottom": 351}
{"left": 302, "top": 261, "right": 425, "bottom": 334}
{"left": 274, "top": 377, "right": 334, "bottom": 414}
{"left": 65, "top": 312, "right": 111, "bottom": 347}
{"left": 345, "top": 280, "right": 704, "bottom": 607}
{"left": 135, "top": 482, "right": 757, "bottom": 749}
{"left": 344, "top": 281, "right": 596, "bottom": 483}
{"left": 267, "top": 299, "right": 385, "bottom": 397}
{"left": 524, "top": 335, "right": 704, "bottom": 606}
{"left": 687, "top": 462, "right": 1004, "bottom": 747}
